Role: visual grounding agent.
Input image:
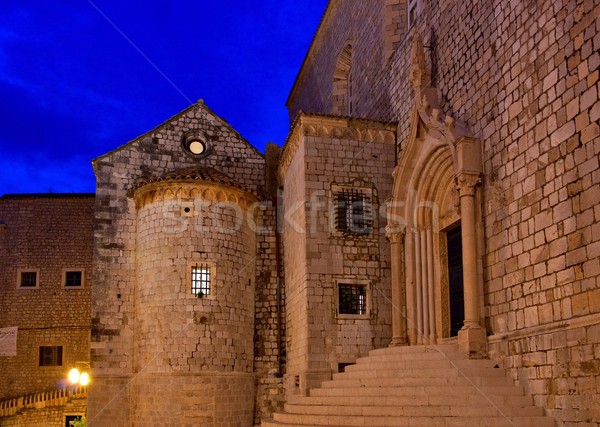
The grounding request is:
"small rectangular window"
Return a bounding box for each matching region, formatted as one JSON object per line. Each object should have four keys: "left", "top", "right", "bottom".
{"left": 333, "top": 189, "right": 372, "bottom": 236}
{"left": 191, "top": 264, "right": 211, "bottom": 297}
{"left": 21, "top": 272, "right": 37, "bottom": 287}
{"left": 63, "top": 269, "right": 83, "bottom": 287}
{"left": 39, "top": 346, "right": 63, "bottom": 367}
{"left": 18, "top": 269, "right": 39, "bottom": 288}
{"left": 338, "top": 283, "right": 367, "bottom": 315}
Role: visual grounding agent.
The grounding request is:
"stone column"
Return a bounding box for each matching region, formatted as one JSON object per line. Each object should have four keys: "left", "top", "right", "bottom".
{"left": 426, "top": 227, "right": 435, "bottom": 344}
{"left": 456, "top": 173, "right": 486, "bottom": 356}
{"left": 414, "top": 230, "right": 423, "bottom": 344}
{"left": 386, "top": 224, "right": 407, "bottom": 346}
{"left": 404, "top": 229, "right": 417, "bottom": 345}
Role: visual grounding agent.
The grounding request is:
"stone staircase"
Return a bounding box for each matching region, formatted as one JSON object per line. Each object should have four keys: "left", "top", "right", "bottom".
{"left": 263, "top": 344, "right": 555, "bottom": 427}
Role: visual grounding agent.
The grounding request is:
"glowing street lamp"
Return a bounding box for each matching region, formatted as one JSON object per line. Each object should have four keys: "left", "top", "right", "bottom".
{"left": 68, "top": 364, "right": 90, "bottom": 386}
{"left": 68, "top": 368, "right": 80, "bottom": 384}
{"left": 79, "top": 372, "right": 90, "bottom": 386}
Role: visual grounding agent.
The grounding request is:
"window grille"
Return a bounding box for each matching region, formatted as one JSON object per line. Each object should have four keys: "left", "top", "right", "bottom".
{"left": 334, "top": 190, "right": 372, "bottom": 235}
{"left": 191, "top": 264, "right": 211, "bottom": 297}
{"left": 65, "top": 271, "right": 82, "bottom": 287}
{"left": 39, "top": 346, "right": 63, "bottom": 366}
{"left": 338, "top": 284, "right": 367, "bottom": 315}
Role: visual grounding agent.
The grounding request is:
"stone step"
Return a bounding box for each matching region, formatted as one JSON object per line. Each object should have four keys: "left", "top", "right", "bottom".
{"left": 356, "top": 350, "right": 467, "bottom": 362}
{"left": 332, "top": 365, "right": 507, "bottom": 380}
{"left": 267, "top": 413, "right": 555, "bottom": 427}
{"left": 349, "top": 358, "right": 498, "bottom": 371}
{"left": 287, "top": 395, "right": 539, "bottom": 411}
{"left": 320, "top": 374, "right": 516, "bottom": 389}
{"left": 368, "top": 344, "right": 459, "bottom": 356}
{"left": 283, "top": 401, "right": 544, "bottom": 417}
{"left": 262, "top": 346, "right": 556, "bottom": 427}
{"left": 307, "top": 385, "right": 529, "bottom": 399}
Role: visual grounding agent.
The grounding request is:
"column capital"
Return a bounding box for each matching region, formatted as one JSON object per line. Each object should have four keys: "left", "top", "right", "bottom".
{"left": 455, "top": 173, "right": 481, "bottom": 197}
{"left": 385, "top": 223, "right": 405, "bottom": 243}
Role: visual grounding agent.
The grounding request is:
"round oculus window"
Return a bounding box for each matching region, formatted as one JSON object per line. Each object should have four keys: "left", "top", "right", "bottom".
{"left": 186, "top": 138, "right": 206, "bottom": 155}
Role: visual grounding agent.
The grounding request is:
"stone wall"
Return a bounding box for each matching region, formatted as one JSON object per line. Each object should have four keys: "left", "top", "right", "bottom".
{"left": 288, "top": 0, "right": 600, "bottom": 424}
{"left": 129, "top": 372, "right": 254, "bottom": 427}
{"left": 286, "top": 0, "right": 395, "bottom": 123}
{"left": 253, "top": 202, "right": 286, "bottom": 424}
{"left": 0, "top": 195, "right": 93, "bottom": 399}
{"left": 406, "top": 1, "right": 599, "bottom": 424}
{"left": 280, "top": 115, "right": 396, "bottom": 396}
{"left": 279, "top": 134, "right": 309, "bottom": 396}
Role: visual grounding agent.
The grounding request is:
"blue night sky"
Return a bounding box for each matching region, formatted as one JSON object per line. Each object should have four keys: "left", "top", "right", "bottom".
{"left": 0, "top": 1, "right": 327, "bottom": 196}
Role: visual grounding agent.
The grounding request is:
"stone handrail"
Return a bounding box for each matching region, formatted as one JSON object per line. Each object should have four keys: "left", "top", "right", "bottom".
{"left": 0, "top": 386, "right": 87, "bottom": 417}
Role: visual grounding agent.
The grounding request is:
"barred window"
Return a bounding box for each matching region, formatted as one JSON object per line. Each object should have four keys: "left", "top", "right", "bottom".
{"left": 39, "top": 346, "right": 63, "bottom": 367}
{"left": 338, "top": 284, "right": 367, "bottom": 315}
{"left": 191, "top": 264, "right": 211, "bottom": 297}
{"left": 334, "top": 189, "right": 372, "bottom": 235}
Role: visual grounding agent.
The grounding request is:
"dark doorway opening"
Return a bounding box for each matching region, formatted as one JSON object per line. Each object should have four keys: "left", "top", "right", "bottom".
{"left": 447, "top": 225, "right": 464, "bottom": 337}
{"left": 65, "top": 415, "right": 83, "bottom": 427}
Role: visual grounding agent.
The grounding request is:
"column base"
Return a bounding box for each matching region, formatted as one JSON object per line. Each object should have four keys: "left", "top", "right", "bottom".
{"left": 458, "top": 325, "right": 487, "bottom": 358}
{"left": 389, "top": 336, "right": 408, "bottom": 347}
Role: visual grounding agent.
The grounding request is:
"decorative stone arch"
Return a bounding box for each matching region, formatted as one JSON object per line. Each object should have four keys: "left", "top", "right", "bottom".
{"left": 386, "top": 34, "right": 486, "bottom": 355}
{"left": 332, "top": 44, "right": 353, "bottom": 116}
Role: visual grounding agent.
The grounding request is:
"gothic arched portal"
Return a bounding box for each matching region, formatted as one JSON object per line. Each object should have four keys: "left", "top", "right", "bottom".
{"left": 386, "top": 34, "right": 486, "bottom": 355}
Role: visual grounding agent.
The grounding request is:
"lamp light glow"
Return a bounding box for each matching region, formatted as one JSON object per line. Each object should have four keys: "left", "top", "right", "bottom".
{"left": 68, "top": 368, "right": 80, "bottom": 384}
{"left": 79, "top": 372, "right": 90, "bottom": 386}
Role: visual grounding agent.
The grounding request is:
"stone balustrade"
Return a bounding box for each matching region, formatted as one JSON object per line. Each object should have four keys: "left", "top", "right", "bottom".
{"left": 0, "top": 386, "right": 87, "bottom": 417}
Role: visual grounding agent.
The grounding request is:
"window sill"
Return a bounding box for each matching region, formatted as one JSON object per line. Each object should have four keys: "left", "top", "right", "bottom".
{"left": 336, "top": 313, "right": 371, "bottom": 320}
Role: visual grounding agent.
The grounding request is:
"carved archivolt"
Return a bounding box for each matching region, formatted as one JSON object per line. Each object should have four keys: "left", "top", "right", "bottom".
{"left": 279, "top": 113, "right": 396, "bottom": 178}
{"left": 392, "top": 32, "right": 483, "bottom": 222}
{"left": 133, "top": 181, "right": 256, "bottom": 210}
{"left": 388, "top": 31, "right": 484, "bottom": 345}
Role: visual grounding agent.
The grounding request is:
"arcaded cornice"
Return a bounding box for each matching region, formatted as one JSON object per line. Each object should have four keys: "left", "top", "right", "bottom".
{"left": 278, "top": 113, "right": 397, "bottom": 178}
{"left": 132, "top": 180, "right": 257, "bottom": 210}
{"left": 128, "top": 166, "right": 254, "bottom": 197}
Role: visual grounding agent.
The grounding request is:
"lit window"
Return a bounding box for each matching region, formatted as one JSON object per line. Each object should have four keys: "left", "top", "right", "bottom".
{"left": 338, "top": 283, "right": 368, "bottom": 315}
{"left": 191, "top": 264, "right": 211, "bottom": 297}
{"left": 187, "top": 138, "right": 206, "bottom": 155}
{"left": 63, "top": 270, "right": 83, "bottom": 288}
{"left": 39, "top": 346, "right": 63, "bottom": 367}
{"left": 182, "top": 132, "right": 210, "bottom": 157}
{"left": 333, "top": 189, "right": 373, "bottom": 236}
{"left": 18, "top": 269, "right": 39, "bottom": 288}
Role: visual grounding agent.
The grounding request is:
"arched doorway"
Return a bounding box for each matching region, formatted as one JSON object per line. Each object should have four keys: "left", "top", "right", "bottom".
{"left": 385, "top": 34, "right": 486, "bottom": 355}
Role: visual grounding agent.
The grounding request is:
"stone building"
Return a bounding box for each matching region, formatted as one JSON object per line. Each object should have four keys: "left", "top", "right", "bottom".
{"left": 1, "top": 0, "right": 599, "bottom": 426}
{"left": 0, "top": 194, "right": 93, "bottom": 425}
{"left": 272, "top": 0, "right": 600, "bottom": 425}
